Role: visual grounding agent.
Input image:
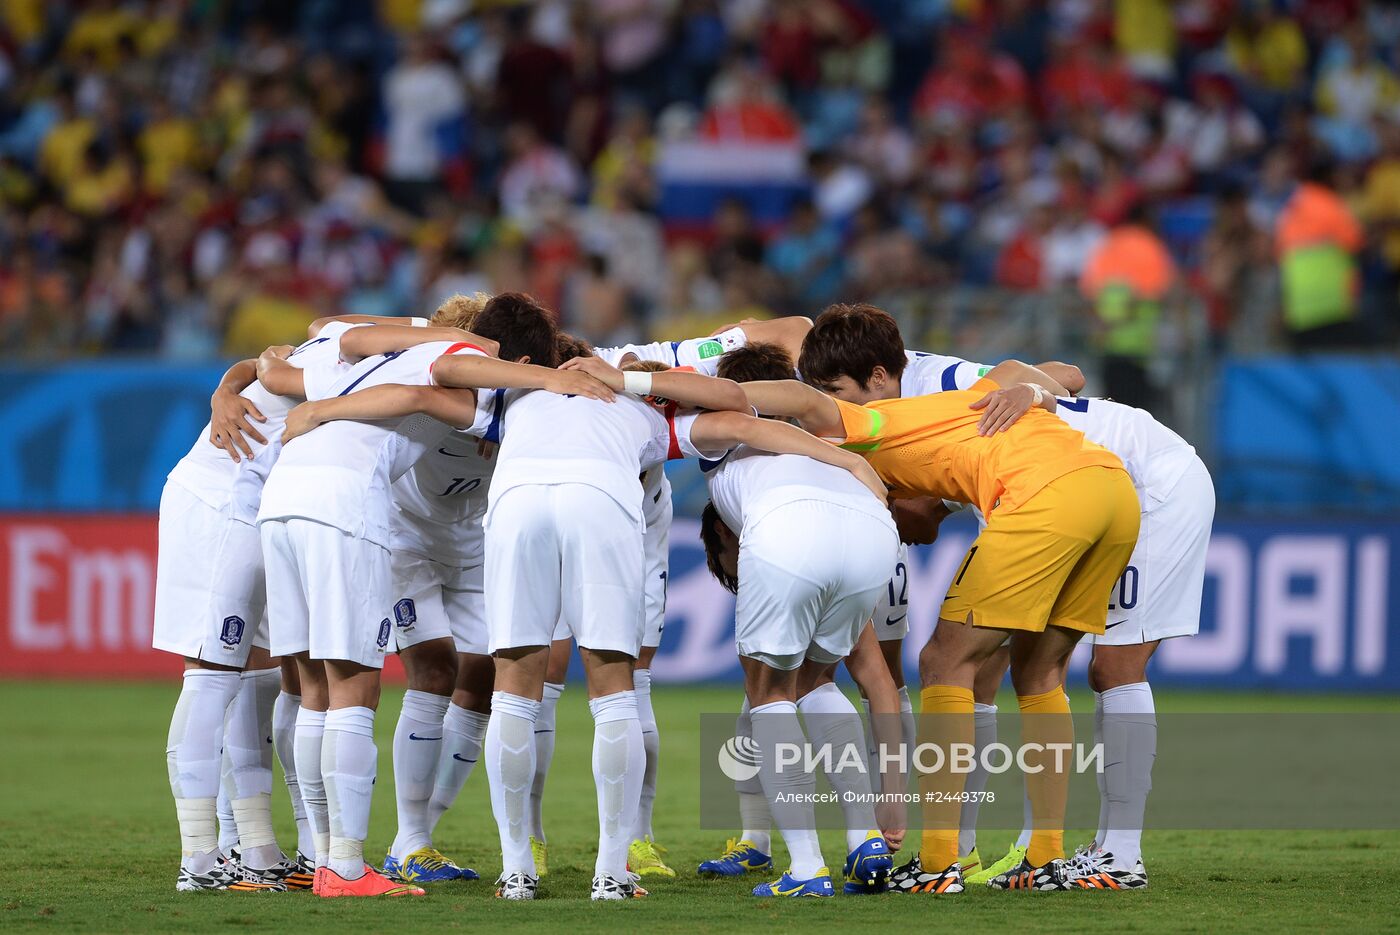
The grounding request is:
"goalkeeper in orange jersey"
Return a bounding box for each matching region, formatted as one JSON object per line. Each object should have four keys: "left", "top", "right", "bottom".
{"left": 738, "top": 359, "right": 1140, "bottom": 893}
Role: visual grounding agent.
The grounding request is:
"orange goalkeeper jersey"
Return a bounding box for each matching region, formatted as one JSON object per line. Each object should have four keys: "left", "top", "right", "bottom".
{"left": 832, "top": 379, "right": 1126, "bottom": 517}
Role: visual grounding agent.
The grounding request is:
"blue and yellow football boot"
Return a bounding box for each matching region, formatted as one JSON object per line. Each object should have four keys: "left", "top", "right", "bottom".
{"left": 842, "top": 831, "right": 894, "bottom": 894}
{"left": 383, "top": 847, "right": 478, "bottom": 883}
{"left": 697, "top": 838, "right": 772, "bottom": 877}
{"left": 752, "top": 867, "right": 835, "bottom": 898}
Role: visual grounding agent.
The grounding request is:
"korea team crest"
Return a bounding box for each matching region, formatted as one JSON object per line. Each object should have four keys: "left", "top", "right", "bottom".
{"left": 219, "top": 615, "right": 245, "bottom": 649}
{"left": 393, "top": 598, "right": 417, "bottom": 631}
{"left": 376, "top": 618, "right": 391, "bottom": 650}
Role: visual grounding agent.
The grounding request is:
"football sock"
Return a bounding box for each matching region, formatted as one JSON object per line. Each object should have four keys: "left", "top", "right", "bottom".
{"left": 1093, "top": 689, "right": 1108, "bottom": 849}
{"left": 225, "top": 667, "right": 281, "bottom": 869}
{"left": 293, "top": 707, "right": 329, "bottom": 867}
{"left": 272, "top": 691, "right": 314, "bottom": 858}
{"left": 633, "top": 668, "right": 660, "bottom": 841}
{"left": 1099, "top": 682, "right": 1155, "bottom": 868}
{"left": 216, "top": 764, "right": 238, "bottom": 854}
{"left": 859, "top": 696, "right": 879, "bottom": 776}
{"left": 167, "top": 668, "right": 241, "bottom": 870}
{"left": 390, "top": 690, "right": 450, "bottom": 860}
{"left": 428, "top": 703, "right": 490, "bottom": 831}
{"left": 1018, "top": 687, "right": 1072, "bottom": 866}
{"left": 1015, "top": 786, "right": 1032, "bottom": 849}
{"left": 797, "top": 683, "right": 878, "bottom": 852}
{"left": 589, "top": 690, "right": 643, "bottom": 879}
{"left": 752, "top": 699, "right": 824, "bottom": 879}
{"left": 734, "top": 698, "right": 771, "bottom": 853}
{"left": 959, "top": 702, "right": 998, "bottom": 857}
{"left": 897, "top": 686, "right": 917, "bottom": 776}
{"left": 917, "top": 685, "right": 974, "bottom": 872}
{"left": 487, "top": 691, "right": 540, "bottom": 876}
{"left": 323, "top": 706, "right": 377, "bottom": 881}
{"left": 528, "top": 682, "right": 563, "bottom": 843}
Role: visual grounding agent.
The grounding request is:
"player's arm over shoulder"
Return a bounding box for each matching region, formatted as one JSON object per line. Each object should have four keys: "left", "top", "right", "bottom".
{"left": 981, "top": 359, "right": 1070, "bottom": 396}
{"left": 739, "top": 379, "right": 845, "bottom": 437}
{"left": 281, "top": 384, "right": 483, "bottom": 444}
{"left": 338, "top": 324, "right": 500, "bottom": 364}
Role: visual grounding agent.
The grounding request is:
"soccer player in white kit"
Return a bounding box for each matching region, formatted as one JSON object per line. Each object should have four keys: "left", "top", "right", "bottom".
{"left": 155, "top": 315, "right": 472, "bottom": 892}
{"left": 690, "top": 344, "right": 901, "bottom": 898}
{"left": 525, "top": 320, "right": 813, "bottom": 880}
{"left": 256, "top": 326, "right": 514, "bottom": 899}
{"left": 797, "top": 302, "right": 1213, "bottom": 890}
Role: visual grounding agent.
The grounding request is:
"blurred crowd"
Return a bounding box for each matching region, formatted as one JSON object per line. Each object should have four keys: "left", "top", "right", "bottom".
{"left": 2, "top": 0, "right": 1400, "bottom": 369}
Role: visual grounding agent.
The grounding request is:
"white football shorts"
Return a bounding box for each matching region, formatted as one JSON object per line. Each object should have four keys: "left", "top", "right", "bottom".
{"left": 1088, "top": 462, "right": 1215, "bottom": 647}
{"left": 260, "top": 517, "right": 394, "bottom": 668}
{"left": 152, "top": 481, "right": 269, "bottom": 665}
{"left": 486, "top": 483, "right": 645, "bottom": 656}
{"left": 871, "top": 542, "right": 912, "bottom": 642}
{"left": 554, "top": 503, "right": 669, "bottom": 650}
{"left": 390, "top": 552, "right": 488, "bottom": 656}
{"left": 735, "top": 499, "right": 899, "bottom": 669}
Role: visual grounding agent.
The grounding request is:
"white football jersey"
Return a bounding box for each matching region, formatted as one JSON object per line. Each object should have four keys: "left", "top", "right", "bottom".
{"left": 702, "top": 444, "right": 892, "bottom": 537}
{"left": 389, "top": 434, "right": 493, "bottom": 564}
{"left": 473, "top": 389, "right": 707, "bottom": 524}
{"left": 899, "top": 350, "right": 992, "bottom": 396}
{"left": 1050, "top": 396, "right": 1198, "bottom": 510}
{"left": 901, "top": 347, "right": 1198, "bottom": 511}
{"left": 166, "top": 320, "right": 363, "bottom": 525}
{"left": 257, "top": 340, "right": 487, "bottom": 547}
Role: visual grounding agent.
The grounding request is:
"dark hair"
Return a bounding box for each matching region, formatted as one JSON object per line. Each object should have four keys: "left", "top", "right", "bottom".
{"left": 554, "top": 331, "right": 594, "bottom": 364}
{"left": 472, "top": 292, "right": 559, "bottom": 367}
{"left": 716, "top": 342, "right": 795, "bottom": 383}
{"left": 699, "top": 502, "right": 738, "bottom": 594}
{"left": 797, "top": 303, "right": 906, "bottom": 390}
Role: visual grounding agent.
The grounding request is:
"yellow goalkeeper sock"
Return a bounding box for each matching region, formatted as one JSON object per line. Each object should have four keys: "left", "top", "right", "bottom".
{"left": 918, "top": 685, "right": 974, "bottom": 872}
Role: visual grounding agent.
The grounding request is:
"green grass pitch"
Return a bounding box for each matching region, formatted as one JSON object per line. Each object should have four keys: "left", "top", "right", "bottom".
{"left": 2, "top": 681, "right": 1398, "bottom": 933}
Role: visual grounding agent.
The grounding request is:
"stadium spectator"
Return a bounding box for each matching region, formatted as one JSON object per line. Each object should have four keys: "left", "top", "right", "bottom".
{"left": 1275, "top": 164, "right": 1366, "bottom": 351}
{"left": 1081, "top": 207, "right": 1178, "bottom": 410}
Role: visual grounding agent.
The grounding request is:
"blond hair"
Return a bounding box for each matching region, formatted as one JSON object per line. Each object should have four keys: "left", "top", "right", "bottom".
{"left": 429, "top": 292, "right": 492, "bottom": 329}
{"left": 622, "top": 359, "right": 670, "bottom": 373}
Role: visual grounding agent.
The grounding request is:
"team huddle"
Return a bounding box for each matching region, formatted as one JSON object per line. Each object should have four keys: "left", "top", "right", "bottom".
{"left": 155, "top": 295, "right": 1214, "bottom": 900}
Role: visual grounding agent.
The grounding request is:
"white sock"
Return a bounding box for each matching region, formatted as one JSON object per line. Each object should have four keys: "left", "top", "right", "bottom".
{"left": 323, "top": 706, "right": 377, "bottom": 881}
{"left": 797, "top": 683, "right": 878, "bottom": 853}
{"left": 1015, "top": 780, "right": 1032, "bottom": 849}
{"left": 858, "top": 696, "right": 878, "bottom": 777}
{"left": 1099, "top": 682, "right": 1155, "bottom": 868}
{"left": 486, "top": 691, "right": 540, "bottom": 877}
{"left": 1093, "top": 689, "right": 1108, "bottom": 850}
{"left": 167, "top": 669, "right": 241, "bottom": 869}
{"left": 959, "top": 703, "right": 997, "bottom": 857}
{"left": 589, "top": 690, "right": 643, "bottom": 880}
{"left": 428, "top": 703, "right": 490, "bottom": 831}
{"left": 390, "top": 690, "right": 450, "bottom": 860}
{"left": 752, "top": 699, "right": 825, "bottom": 879}
{"left": 529, "top": 682, "right": 563, "bottom": 843}
{"left": 294, "top": 707, "right": 329, "bottom": 868}
{"left": 217, "top": 758, "right": 238, "bottom": 854}
{"left": 734, "top": 698, "right": 771, "bottom": 853}
{"left": 224, "top": 668, "right": 281, "bottom": 868}
{"left": 272, "top": 691, "right": 314, "bottom": 859}
{"left": 897, "top": 686, "right": 917, "bottom": 777}
{"left": 633, "top": 669, "right": 660, "bottom": 842}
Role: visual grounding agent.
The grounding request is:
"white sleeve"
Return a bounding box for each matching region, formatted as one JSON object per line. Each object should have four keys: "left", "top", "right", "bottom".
{"left": 409, "top": 317, "right": 429, "bottom": 328}
{"left": 461, "top": 387, "right": 506, "bottom": 441}
{"left": 300, "top": 360, "right": 341, "bottom": 402}
{"left": 667, "top": 412, "right": 732, "bottom": 461}
{"left": 427, "top": 342, "right": 489, "bottom": 387}
{"left": 614, "top": 332, "right": 743, "bottom": 377}
{"left": 904, "top": 351, "right": 993, "bottom": 394}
